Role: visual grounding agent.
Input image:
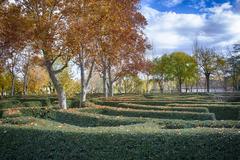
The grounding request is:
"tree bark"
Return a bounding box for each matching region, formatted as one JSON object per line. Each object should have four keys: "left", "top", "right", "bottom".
{"left": 23, "top": 70, "right": 28, "bottom": 96}
{"left": 178, "top": 78, "right": 182, "bottom": 93}
{"left": 1, "top": 86, "right": 4, "bottom": 98}
{"left": 205, "top": 73, "right": 210, "bottom": 93}
{"left": 146, "top": 75, "right": 149, "bottom": 94}
{"left": 107, "top": 64, "right": 113, "bottom": 97}
{"left": 79, "top": 59, "right": 95, "bottom": 107}
{"left": 45, "top": 60, "right": 67, "bottom": 109}
{"left": 11, "top": 72, "right": 15, "bottom": 96}
{"left": 102, "top": 59, "right": 108, "bottom": 98}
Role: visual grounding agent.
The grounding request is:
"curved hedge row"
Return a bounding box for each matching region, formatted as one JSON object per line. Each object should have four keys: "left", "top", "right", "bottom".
{"left": 81, "top": 107, "right": 216, "bottom": 120}
{"left": 117, "top": 103, "right": 209, "bottom": 113}
{"left": 0, "top": 126, "right": 239, "bottom": 160}
{"left": 168, "top": 104, "right": 240, "bottom": 120}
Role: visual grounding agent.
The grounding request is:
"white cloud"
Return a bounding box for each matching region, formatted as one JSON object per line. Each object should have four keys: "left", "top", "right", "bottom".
{"left": 141, "top": 3, "right": 240, "bottom": 56}
{"left": 207, "top": 2, "right": 232, "bottom": 14}
{"left": 164, "top": 0, "right": 184, "bottom": 7}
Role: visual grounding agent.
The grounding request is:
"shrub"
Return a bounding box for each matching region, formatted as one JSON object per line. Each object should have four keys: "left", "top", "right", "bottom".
{"left": 2, "top": 117, "right": 35, "bottom": 125}
{"left": 22, "top": 101, "right": 42, "bottom": 108}
{"left": 168, "top": 104, "right": 240, "bottom": 120}
{"left": 67, "top": 99, "right": 80, "bottom": 108}
{"left": 156, "top": 119, "right": 240, "bottom": 129}
{"left": 0, "top": 126, "right": 239, "bottom": 160}
{"left": 118, "top": 103, "right": 209, "bottom": 113}
{"left": 0, "top": 100, "right": 21, "bottom": 109}
{"left": 18, "top": 98, "right": 51, "bottom": 107}
{"left": 20, "top": 107, "right": 56, "bottom": 119}
{"left": 81, "top": 107, "right": 215, "bottom": 120}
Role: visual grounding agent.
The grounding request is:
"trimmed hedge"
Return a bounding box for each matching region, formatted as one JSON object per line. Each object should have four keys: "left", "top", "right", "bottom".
{"left": 81, "top": 107, "right": 216, "bottom": 120}
{"left": 168, "top": 104, "right": 240, "bottom": 120}
{"left": 156, "top": 119, "right": 240, "bottom": 129}
{"left": 22, "top": 101, "right": 42, "bottom": 108}
{"left": 20, "top": 108, "right": 142, "bottom": 127}
{"left": 18, "top": 98, "right": 51, "bottom": 106}
{"left": 131, "top": 101, "right": 240, "bottom": 106}
{"left": 0, "top": 126, "right": 239, "bottom": 160}
{"left": 0, "top": 100, "right": 21, "bottom": 109}
{"left": 118, "top": 103, "right": 209, "bottom": 113}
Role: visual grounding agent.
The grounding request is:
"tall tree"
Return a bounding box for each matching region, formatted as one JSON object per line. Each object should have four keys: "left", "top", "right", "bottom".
{"left": 17, "top": 0, "right": 74, "bottom": 109}
{"left": 194, "top": 45, "right": 223, "bottom": 92}
{"left": 162, "top": 52, "right": 197, "bottom": 93}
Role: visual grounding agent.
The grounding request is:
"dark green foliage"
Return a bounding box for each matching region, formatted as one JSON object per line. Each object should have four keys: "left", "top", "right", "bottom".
{"left": 168, "top": 104, "right": 240, "bottom": 120}
{"left": 156, "top": 119, "right": 240, "bottom": 129}
{"left": 67, "top": 99, "right": 80, "bottom": 108}
{"left": 118, "top": 103, "right": 209, "bottom": 113}
{"left": 0, "top": 100, "right": 21, "bottom": 109}
{"left": 20, "top": 108, "right": 142, "bottom": 127}
{"left": 0, "top": 126, "right": 239, "bottom": 160}
{"left": 22, "top": 101, "right": 42, "bottom": 108}
{"left": 18, "top": 98, "right": 51, "bottom": 106}
{"left": 51, "top": 111, "right": 142, "bottom": 127}
{"left": 20, "top": 107, "right": 56, "bottom": 119}
{"left": 81, "top": 107, "right": 215, "bottom": 120}
{"left": 2, "top": 117, "right": 36, "bottom": 125}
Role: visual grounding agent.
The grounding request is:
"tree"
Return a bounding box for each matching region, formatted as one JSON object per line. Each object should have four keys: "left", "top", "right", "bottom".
{"left": 151, "top": 56, "right": 169, "bottom": 93}
{"left": 17, "top": 0, "right": 75, "bottom": 109}
{"left": 65, "top": 0, "right": 101, "bottom": 106}
{"left": 194, "top": 45, "right": 224, "bottom": 92}
{"left": 95, "top": 0, "right": 149, "bottom": 97}
{"left": 162, "top": 52, "right": 197, "bottom": 93}
{"left": 0, "top": 3, "right": 30, "bottom": 96}
{"left": 227, "top": 44, "right": 240, "bottom": 91}
{"left": 58, "top": 69, "right": 80, "bottom": 97}
{"left": 27, "top": 66, "right": 50, "bottom": 94}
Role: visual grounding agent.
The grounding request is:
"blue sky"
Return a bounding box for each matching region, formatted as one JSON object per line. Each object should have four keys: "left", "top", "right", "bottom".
{"left": 140, "top": 0, "right": 240, "bottom": 57}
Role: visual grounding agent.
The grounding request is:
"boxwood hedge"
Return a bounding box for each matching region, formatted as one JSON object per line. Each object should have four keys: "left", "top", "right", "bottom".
{"left": 80, "top": 107, "right": 216, "bottom": 120}
{"left": 117, "top": 103, "right": 209, "bottom": 113}
{"left": 0, "top": 100, "right": 21, "bottom": 109}
{"left": 0, "top": 126, "right": 239, "bottom": 160}
{"left": 168, "top": 104, "right": 240, "bottom": 120}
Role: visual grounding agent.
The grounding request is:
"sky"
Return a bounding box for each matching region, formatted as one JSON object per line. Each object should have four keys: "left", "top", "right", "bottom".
{"left": 140, "top": 0, "right": 240, "bottom": 57}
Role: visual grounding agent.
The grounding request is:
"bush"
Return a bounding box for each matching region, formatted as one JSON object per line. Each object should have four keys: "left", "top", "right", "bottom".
{"left": 118, "top": 103, "right": 209, "bottom": 113}
{"left": 81, "top": 107, "right": 216, "bottom": 120}
{"left": 18, "top": 98, "right": 51, "bottom": 107}
{"left": 2, "top": 117, "right": 36, "bottom": 125}
{"left": 0, "top": 100, "right": 21, "bottom": 109}
{"left": 131, "top": 101, "right": 240, "bottom": 106}
{"left": 156, "top": 119, "right": 240, "bottom": 129}
{"left": 20, "top": 107, "right": 56, "bottom": 119}
{"left": 168, "top": 104, "right": 240, "bottom": 120}
{"left": 67, "top": 99, "right": 80, "bottom": 108}
{"left": 22, "top": 101, "right": 42, "bottom": 108}
{"left": 0, "top": 126, "right": 239, "bottom": 160}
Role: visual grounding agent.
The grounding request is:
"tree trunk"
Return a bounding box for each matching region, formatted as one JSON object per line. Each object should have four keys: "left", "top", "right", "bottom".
{"left": 107, "top": 64, "right": 113, "bottom": 97}
{"left": 45, "top": 60, "right": 67, "bottom": 109}
{"left": 102, "top": 60, "right": 108, "bottom": 98}
{"left": 79, "top": 57, "right": 95, "bottom": 107}
{"left": 11, "top": 73, "right": 15, "bottom": 96}
{"left": 23, "top": 71, "right": 28, "bottom": 96}
{"left": 117, "top": 79, "right": 122, "bottom": 94}
{"left": 1, "top": 86, "right": 4, "bottom": 99}
{"left": 146, "top": 75, "right": 149, "bottom": 94}
{"left": 178, "top": 78, "right": 182, "bottom": 93}
{"left": 158, "top": 81, "right": 163, "bottom": 94}
{"left": 205, "top": 73, "right": 210, "bottom": 93}
{"left": 80, "top": 61, "right": 86, "bottom": 107}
